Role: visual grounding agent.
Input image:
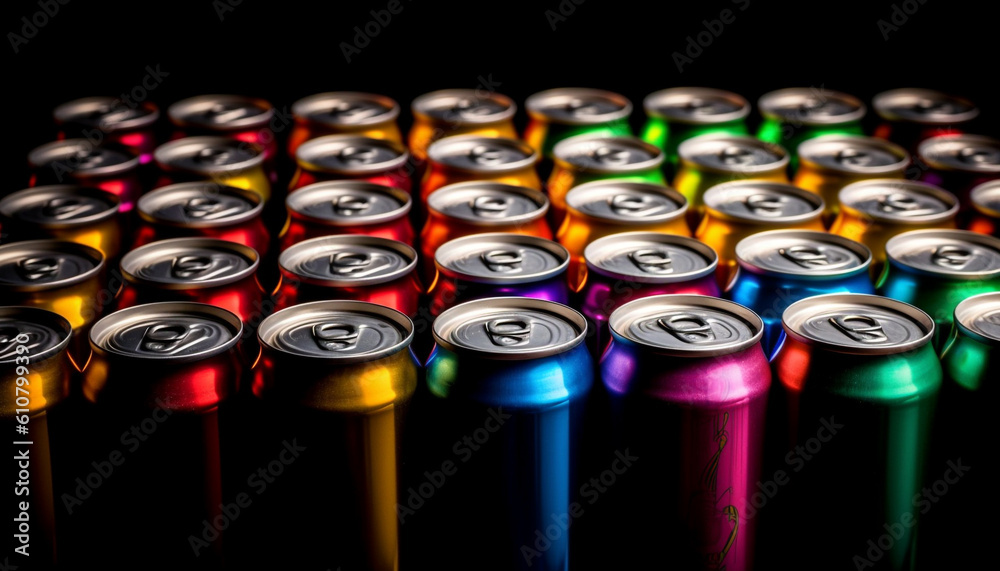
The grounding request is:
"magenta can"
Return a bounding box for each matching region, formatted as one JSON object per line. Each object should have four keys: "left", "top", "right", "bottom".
{"left": 600, "top": 294, "right": 769, "bottom": 571}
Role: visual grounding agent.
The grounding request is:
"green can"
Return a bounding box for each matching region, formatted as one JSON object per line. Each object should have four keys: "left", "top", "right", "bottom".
{"left": 524, "top": 88, "right": 632, "bottom": 162}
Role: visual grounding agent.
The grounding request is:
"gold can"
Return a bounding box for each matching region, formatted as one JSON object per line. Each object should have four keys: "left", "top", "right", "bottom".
{"left": 408, "top": 89, "right": 518, "bottom": 164}
{"left": 288, "top": 92, "right": 402, "bottom": 158}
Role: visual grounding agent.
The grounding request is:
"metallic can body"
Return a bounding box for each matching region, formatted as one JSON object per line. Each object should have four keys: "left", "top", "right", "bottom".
{"left": 756, "top": 88, "right": 867, "bottom": 168}
{"left": 420, "top": 136, "right": 541, "bottom": 204}
{"left": 54, "top": 96, "right": 160, "bottom": 164}
{"left": 281, "top": 181, "right": 414, "bottom": 250}
{"left": 917, "top": 134, "right": 1000, "bottom": 210}
{"left": 524, "top": 88, "right": 633, "bottom": 160}
{"left": 600, "top": 295, "right": 770, "bottom": 570}
{"left": 408, "top": 89, "right": 518, "bottom": 164}
{"left": 154, "top": 136, "right": 272, "bottom": 203}
{"left": 288, "top": 91, "right": 402, "bottom": 158}
{"left": 872, "top": 88, "right": 979, "bottom": 152}
{"left": 28, "top": 139, "right": 143, "bottom": 213}
{"left": 289, "top": 134, "right": 411, "bottom": 193}
{"left": 967, "top": 180, "right": 1000, "bottom": 236}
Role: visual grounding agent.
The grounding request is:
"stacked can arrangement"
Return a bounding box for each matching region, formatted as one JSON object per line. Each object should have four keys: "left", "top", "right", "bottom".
{"left": 2, "top": 86, "right": 998, "bottom": 571}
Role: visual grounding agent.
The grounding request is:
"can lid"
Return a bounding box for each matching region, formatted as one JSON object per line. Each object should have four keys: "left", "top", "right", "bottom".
{"left": 155, "top": 136, "right": 263, "bottom": 174}
{"left": 121, "top": 238, "right": 258, "bottom": 290}
{"left": 565, "top": 181, "right": 687, "bottom": 224}
{"left": 971, "top": 180, "right": 1000, "bottom": 218}
{"left": 954, "top": 292, "right": 1000, "bottom": 346}
{"left": 873, "top": 88, "right": 979, "bottom": 125}
{"left": 678, "top": 135, "right": 788, "bottom": 174}
{"left": 0, "top": 185, "right": 119, "bottom": 228}
{"left": 838, "top": 179, "right": 959, "bottom": 224}
{"left": 553, "top": 136, "right": 663, "bottom": 174}
{"left": 168, "top": 94, "right": 274, "bottom": 131}
{"left": 292, "top": 91, "right": 400, "bottom": 127}
{"left": 412, "top": 89, "right": 516, "bottom": 124}
{"left": 703, "top": 181, "right": 824, "bottom": 224}
{"left": 29, "top": 139, "right": 139, "bottom": 178}
{"left": 736, "top": 230, "right": 871, "bottom": 278}
{"left": 643, "top": 87, "right": 750, "bottom": 125}
{"left": 279, "top": 235, "right": 416, "bottom": 287}
{"left": 433, "top": 297, "right": 586, "bottom": 360}
{"left": 609, "top": 294, "right": 763, "bottom": 356}
{"left": 428, "top": 182, "right": 548, "bottom": 225}
{"left": 918, "top": 134, "right": 1000, "bottom": 174}
{"left": 295, "top": 134, "right": 409, "bottom": 174}
{"left": 54, "top": 96, "right": 160, "bottom": 131}
{"left": 0, "top": 307, "right": 72, "bottom": 364}
{"left": 286, "top": 181, "right": 410, "bottom": 226}
{"left": 428, "top": 135, "right": 537, "bottom": 173}
{"left": 90, "top": 302, "right": 242, "bottom": 361}
{"left": 0, "top": 240, "right": 104, "bottom": 292}
{"left": 435, "top": 233, "right": 569, "bottom": 285}
{"left": 758, "top": 88, "right": 866, "bottom": 125}
{"left": 585, "top": 232, "right": 717, "bottom": 283}
{"left": 782, "top": 293, "right": 934, "bottom": 354}
{"left": 886, "top": 229, "right": 1000, "bottom": 279}
{"left": 138, "top": 182, "right": 262, "bottom": 228}
{"left": 258, "top": 300, "right": 413, "bottom": 361}
{"left": 526, "top": 88, "right": 632, "bottom": 125}
{"left": 798, "top": 135, "right": 909, "bottom": 175}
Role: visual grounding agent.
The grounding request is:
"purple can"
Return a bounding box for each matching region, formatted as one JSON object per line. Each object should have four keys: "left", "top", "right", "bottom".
{"left": 600, "top": 294, "right": 770, "bottom": 571}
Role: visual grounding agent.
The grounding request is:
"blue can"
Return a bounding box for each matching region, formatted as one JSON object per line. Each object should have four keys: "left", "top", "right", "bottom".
{"left": 727, "top": 230, "right": 875, "bottom": 355}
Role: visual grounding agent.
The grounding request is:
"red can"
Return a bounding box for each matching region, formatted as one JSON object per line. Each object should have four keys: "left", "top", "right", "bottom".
{"left": 872, "top": 89, "right": 979, "bottom": 152}
{"left": 28, "top": 139, "right": 142, "bottom": 213}
{"left": 288, "top": 91, "right": 402, "bottom": 158}
{"left": 289, "top": 135, "right": 411, "bottom": 193}
{"left": 54, "top": 96, "right": 160, "bottom": 164}
{"left": 280, "top": 181, "right": 413, "bottom": 251}
{"left": 968, "top": 180, "right": 1000, "bottom": 237}
{"left": 274, "top": 235, "right": 421, "bottom": 317}
{"left": 918, "top": 134, "right": 1000, "bottom": 210}
{"left": 134, "top": 182, "right": 270, "bottom": 257}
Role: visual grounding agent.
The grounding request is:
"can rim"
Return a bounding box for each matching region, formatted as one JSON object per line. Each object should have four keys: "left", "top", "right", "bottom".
{"left": 291, "top": 91, "right": 401, "bottom": 126}
{"left": 677, "top": 135, "right": 789, "bottom": 175}
{"left": 120, "top": 237, "right": 260, "bottom": 290}
{"left": 584, "top": 232, "right": 718, "bottom": 283}
{"left": 565, "top": 180, "right": 689, "bottom": 224}
{"left": 286, "top": 181, "right": 411, "bottom": 226}
{"left": 0, "top": 239, "right": 105, "bottom": 292}
{"left": 411, "top": 89, "right": 517, "bottom": 124}
{"left": 917, "top": 134, "right": 1000, "bottom": 173}
{"left": 885, "top": 229, "right": 1000, "bottom": 280}
{"left": 279, "top": 235, "right": 417, "bottom": 287}
{"left": 0, "top": 185, "right": 120, "bottom": 229}
{"left": 168, "top": 94, "right": 274, "bottom": 131}
{"left": 525, "top": 88, "right": 632, "bottom": 125}
{"left": 427, "top": 135, "right": 538, "bottom": 173}
{"left": 434, "top": 233, "right": 569, "bottom": 284}
{"left": 155, "top": 136, "right": 265, "bottom": 174}
{"left": 29, "top": 139, "right": 140, "bottom": 178}
{"left": 797, "top": 135, "right": 910, "bottom": 175}
{"left": 427, "top": 182, "right": 549, "bottom": 226}
{"left": 873, "top": 88, "right": 980, "bottom": 125}
{"left": 953, "top": 292, "right": 1000, "bottom": 347}
{"left": 552, "top": 135, "right": 664, "bottom": 174}
{"left": 608, "top": 294, "right": 764, "bottom": 357}
{"left": 138, "top": 183, "right": 264, "bottom": 228}
{"left": 257, "top": 300, "right": 414, "bottom": 362}
{"left": 642, "top": 87, "right": 751, "bottom": 125}
{"left": 735, "top": 229, "right": 872, "bottom": 279}
{"left": 702, "top": 181, "right": 825, "bottom": 224}
{"left": 295, "top": 134, "right": 409, "bottom": 174}
{"left": 758, "top": 87, "right": 867, "bottom": 125}
{"left": 837, "top": 179, "right": 959, "bottom": 224}
{"left": 781, "top": 293, "right": 935, "bottom": 355}
{"left": 971, "top": 180, "right": 1000, "bottom": 218}
{"left": 0, "top": 306, "right": 73, "bottom": 364}
{"left": 432, "top": 296, "right": 587, "bottom": 360}
{"left": 54, "top": 96, "right": 161, "bottom": 131}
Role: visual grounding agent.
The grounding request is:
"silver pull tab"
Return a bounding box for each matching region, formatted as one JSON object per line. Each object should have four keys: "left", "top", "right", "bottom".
{"left": 830, "top": 315, "right": 888, "bottom": 343}
{"left": 592, "top": 146, "right": 630, "bottom": 166}
{"left": 329, "top": 252, "right": 373, "bottom": 275}
{"left": 328, "top": 101, "right": 378, "bottom": 122}
{"left": 877, "top": 192, "right": 936, "bottom": 217}
{"left": 745, "top": 194, "right": 788, "bottom": 217}
{"left": 204, "top": 102, "right": 250, "bottom": 123}
{"left": 931, "top": 245, "right": 973, "bottom": 269}
{"left": 481, "top": 250, "right": 523, "bottom": 273}
{"left": 959, "top": 146, "right": 1000, "bottom": 166}
{"left": 471, "top": 195, "right": 512, "bottom": 218}
{"left": 72, "top": 149, "right": 105, "bottom": 169}
{"left": 17, "top": 257, "right": 60, "bottom": 281}
{"left": 657, "top": 314, "right": 717, "bottom": 344}
{"left": 565, "top": 97, "right": 602, "bottom": 117}
{"left": 719, "top": 145, "right": 754, "bottom": 167}
{"left": 469, "top": 144, "right": 504, "bottom": 166}
{"left": 194, "top": 146, "right": 235, "bottom": 166}
{"left": 171, "top": 255, "right": 234, "bottom": 281}
{"left": 608, "top": 194, "right": 660, "bottom": 217}
{"left": 331, "top": 195, "right": 371, "bottom": 215}
{"left": 780, "top": 246, "right": 830, "bottom": 268}
{"left": 455, "top": 97, "right": 492, "bottom": 118}
{"left": 42, "top": 198, "right": 92, "bottom": 220}
{"left": 184, "top": 197, "right": 223, "bottom": 219}
{"left": 485, "top": 318, "right": 531, "bottom": 347}
{"left": 629, "top": 249, "right": 673, "bottom": 274}
{"left": 684, "top": 97, "right": 715, "bottom": 114}
{"left": 915, "top": 98, "right": 954, "bottom": 115}
{"left": 0, "top": 328, "right": 43, "bottom": 360}
{"left": 797, "top": 96, "right": 831, "bottom": 116}
{"left": 337, "top": 145, "right": 378, "bottom": 165}
{"left": 835, "top": 148, "right": 873, "bottom": 168}
{"left": 312, "top": 322, "right": 360, "bottom": 351}
{"left": 142, "top": 323, "right": 210, "bottom": 354}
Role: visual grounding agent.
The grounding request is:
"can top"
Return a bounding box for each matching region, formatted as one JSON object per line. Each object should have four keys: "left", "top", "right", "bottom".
{"left": 873, "top": 88, "right": 979, "bottom": 125}
{"left": 295, "top": 134, "right": 409, "bottom": 174}
{"left": 609, "top": 294, "right": 763, "bottom": 357}
{"left": 954, "top": 292, "right": 1000, "bottom": 346}
{"left": 565, "top": 181, "right": 687, "bottom": 224}
{"left": 758, "top": 88, "right": 866, "bottom": 125}
{"left": 0, "top": 185, "right": 119, "bottom": 229}
{"left": 286, "top": 181, "right": 410, "bottom": 226}
{"left": 168, "top": 94, "right": 274, "bottom": 131}
{"left": 433, "top": 297, "right": 586, "bottom": 360}
{"left": 918, "top": 134, "right": 1000, "bottom": 174}
{"left": 121, "top": 237, "right": 258, "bottom": 290}
{"left": 782, "top": 293, "right": 934, "bottom": 354}
{"left": 412, "top": 89, "right": 516, "bottom": 124}
{"left": 886, "top": 229, "right": 1000, "bottom": 279}
{"left": 29, "top": 139, "right": 139, "bottom": 178}
{"left": 280, "top": 235, "right": 416, "bottom": 287}
{"left": 90, "top": 301, "right": 242, "bottom": 361}
{"left": 292, "top": 91, "right": 400, "bottom": 127}
{"left": 435, "top": 233, "right": 569, "bottom": 285}
{"left": 155, "top": 136, "right": 263, "bottom": 174}
{"left": 838, "top": 179, "right": 958, "bottom": 224}
{"left": 971, "top": 180, "right": 1000, "bottom": 218}
{"left": 258, "top": 300, "right": 412, "bottom": 361}
{"left": 428, "top": 182, "right": 548, "bottom": 226}
{"left": 526, "top": 88, "right": 632, "bottom": 125}
{"left": 553, "top": 136, "right": 663, "bottom": 174}
{"left": 703, "top": 181, "right": 824, "bottom": 224}
{"left": 427, "top": 135, "right": 538, "bottom": 173}
{"left": 736, "top": 230, "right": 871, "bottom": 278}
{"left": 585, "top": 232, "right": 717, "bottom": 283}
{"left": 678, "top": 135, "right": 788, "bottom": 174}
{"left": 0, "top": 307, "right": 72, "bottom": 364}
{"left": 0, "top": 239, "right": 104, "bottom": 292}
{"left": 643, "top": 87, "right": 751, "bottom": 125}
{"left": 138, "top": 182, "right": 262, "bottom": 228}
{"left": 798, "top": 135, "right": 909, "bottom": 175}
{"left": 54, "top": 96, "right": 160, "bottom": 131}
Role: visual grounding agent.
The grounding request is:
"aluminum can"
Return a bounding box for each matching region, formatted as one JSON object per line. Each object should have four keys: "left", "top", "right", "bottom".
{"left": 29, "top": 139, "right": 142, "bottom": 213}
{"left": 917, "top": 134, "right": 1000, "bottom": 210}
{"left": 873, "top": 88, "right": 979, "bottom": 152}
{"left": 154, "top": 136, "right": 271, "bottom": 203}
{"left": 54, "top": 96, "right": 160, "bottom": 164}
{"left": 421, "top": 135, "right": 540, "bottom": 204}
{"left": 967, "top": 179, "right": 1000, "bottom": 236}
{"left": 756, "top": 87, "right": 866, "bottom": 168}
{"left": 289, "top": 134, "right": 411, "bottom": 193}
{"left": 524, "top": 88, "right": 633, "bottom": 161}
{"left": 409, "top": 89, "right": 518, "bottom": 164}
{"left": 288, "top": 91, "right": 402, "bottom": 158}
